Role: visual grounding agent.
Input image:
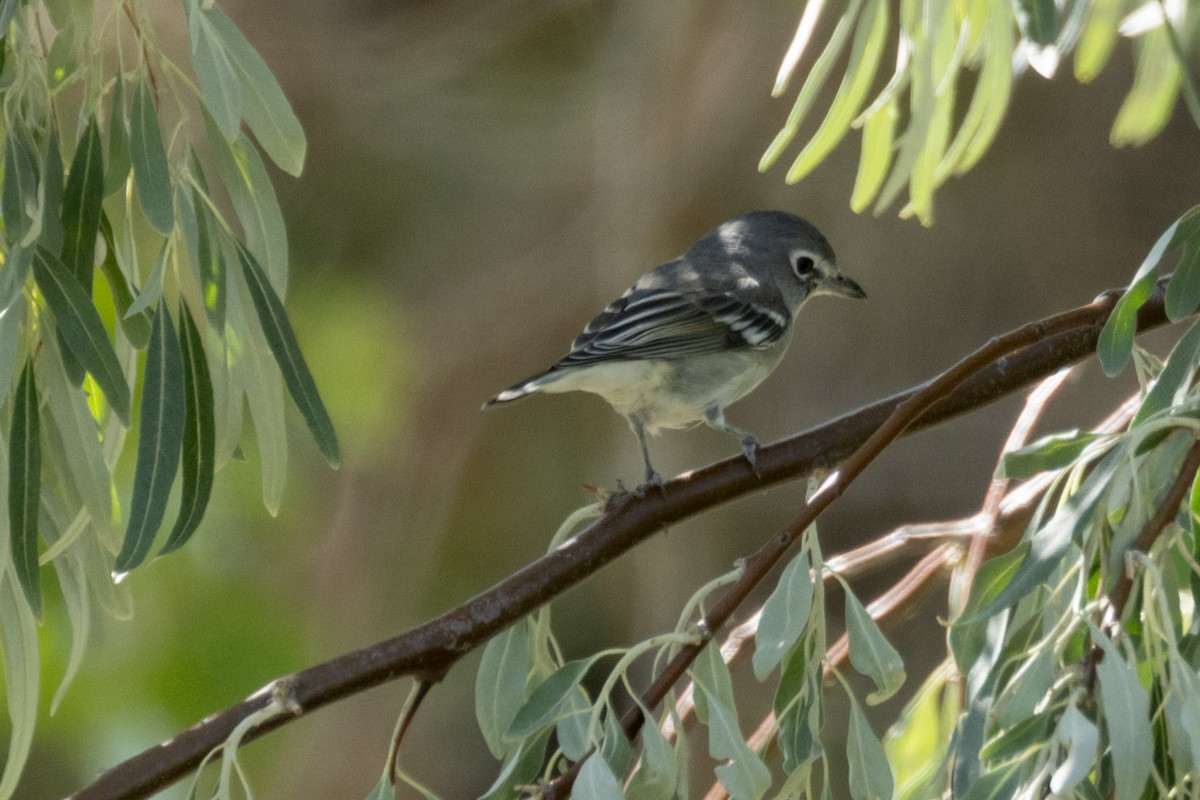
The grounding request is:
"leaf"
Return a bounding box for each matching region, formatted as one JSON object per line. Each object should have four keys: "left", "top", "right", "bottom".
{"left": 575, "top": 755, "right": 625, "bottom": 800}
{"left": 700, "top": 684, "right": 771, "bottom": 800}
{"left": 125, "top": 239, "right": 169, "bottom": 319}
{"left": 846, "top": 690, "right": 894, "bottom": 800}
{"left": 237, "top": 245, "right": 340, "bottom": 467}
{"left": 477, "top": 730, "right": 551, "bottom": 800}
{"left": 40, "top": 126, "right": 64, "bottom": 255}
{"left": 1090, "top": 624, "right": 1152, "bottom": 800}
{"left": 8, "top": 359, "right": 41, "bottom": 617}
{"left": 204, "top": 4, "right": 306, "bottom": 176}
{"left": 476, "top": 622, "right": 532, "bottom": 758}
{"left": 505, "top": 655, "right": 603, "bottom": 741}
{"left": 968, "top": 447, "right": 1121, "bottom": 621}
{"left": 849, "top": 95, "right": 897, "bottom": 213}
{"left": 626, "top": 708, "right": 678, "bottom": 800}
{"left": 1016, "top": 0, "right": 1058, "bottom": 46}
{"left": 160, "top": 304, "right": 216, "bottom": 555}
{"left": 1049, "top": 703, "right": 1099, "bottom": 795}
{"left": 186, "top": 0, "right": 242, "bottom": 141}
{"left": 1111, "top": 24, "right": 1181, "bottom": 146}
{"left": 785, "top": 0, "right": 889, "bottom": 184}
{"left": 1165, "top": 243, "right": 1200, "bottom": 321}
{"left": 98, "top": 213, "right": 151, "bottom": 348}
{"left": 105, "top": 76, "right": 131, "bottom": 196}
{"left": 115, "top": 302, "right": 186, "bottom": 572}
{"left": 361, "top": 775, "right": 392, "bottom": 800}
{"left": 61, "top": 117, "right": 104, "bottom": 287}
{"left": 0, "top": 564, "right": 40, "bottom": 800}
{"left": 129, "top": 75, "right": 174, "bottom": 234}
{"left": 1075, "top": 0, "right": 1123, "bottom": 82}
{"left": 3, "top": 130, "right": 39, "bottom": 247}
{"left": 753, "top": 548, "right": 814, "bottom": 679}
{"left": 760, "top": 0, "right": 864, "bottom": 173}
{"left": 1000, "top": 430, "right": 1101, "bottom": 478}
{"left": 884, "top": 666, "right": 958, "bottom": 800}
{"left": 1132, "top": 317, "right": 1200, "bottom": 427}
{"left": 238, "top": 284, "right": 287, "bottom": 512}
{"left": 32, "top": 248, "right": 131, "bottom": 424}
{"left": 844, "top": 581, "right": 905, "bottom": 704}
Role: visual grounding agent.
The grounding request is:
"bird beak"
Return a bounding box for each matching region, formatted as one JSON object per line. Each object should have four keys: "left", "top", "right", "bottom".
{"left": 823, "top": 273, "right": 867, "bottom": 300}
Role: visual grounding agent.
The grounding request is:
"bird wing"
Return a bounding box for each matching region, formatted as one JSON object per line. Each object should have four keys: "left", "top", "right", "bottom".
{"left": 552, "top": 285, "right": 790, "bottom": 369}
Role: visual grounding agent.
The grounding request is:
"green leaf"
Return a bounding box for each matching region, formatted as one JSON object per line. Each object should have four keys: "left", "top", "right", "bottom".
{"left": 556, "top": 685, "right": 592, "bottom": 760}
{"left": 8, "top": 359, "right": 41, "bottom": 617}
{"left": 884, "top": 666, "right": 958, "bottom": 800}
{"left": 849, "top": 95, "right": 897, "bottom": 213}
{"left": 846, "top": 689, "right": 894, "bottom": 800}
{"left": 968, "top": 448, "right": 1120, "bottom": 621}
{"left": 160, "top": 304, "right": 215, "bottom": 555}
{"left": 1000, "top": 430, "right": 1101, "bottom": 478}
{"left": 761, "top": 0, "right": 863, "bottom": 173}
{"left": 98, "top": 213, "right": 151, "bottom": 348}
{"left": 575, "top": 755, "right": 625, "bottom": 800}
{"left": 129, "top": 75, "right": 174, "bottom": 234}
{"left": 104, "top": 76, "right": 131, "bottom": 196}
{"left": 626, "top": 708, "right": 678, "bottom": 800}
{"left": 844, "top": 581, "right": 905, "bottom": 704}
{"left": 40, "top": 126, "right": 64, "bottom": 255}
{"left": 505, "top": 655, "right": 603, "bottom": 741}
{"left": 361, "top": 775, "right": 392, "bottom": 800}
{"left": 206, "top": 120, "right": 288, "bottom": 292}
{"left": 116, "top": 302, "right": 186, "bottom": 572}
{"left": 0, "top": 564, "right": 40, "bottom": 800}
{"left": 699, "top": 684, "right": 771, "bottom": 800}
{"left": 1074, "top": 0, "right": 1122, "bottom": 82}
{"left": 785, "top": 0, "right": 889, "bottom": 184}
{"left": 32, "top": 248, "right": 131, "bottom": 424}
{"left": 239, "top": 288, "right": 287, "bottom": 513}
{"left": 1111, "top": 25, "right": 1181, "bottom": 146}
{"left": 1016, "top": 0, "right": 1057, "bottom": 46}
{"left": 753, "top": 548, "right": 814, "bottom": 679}
{"left": 1090, "top": 624, "right": 1152, "bottom": 800}
{"left": 3, "top": 130, "right": 40, "bottom": 247}
{"left": 61, "top": 118, "right": 104, "bottom": 287}
{"left": 1166, "top": 244, "right": 1200, "bottom": 322}
{"left": 186, "top": 0, "right": 242, "bottom": 141}
{"left": 475, "top": 621, "right": 532, "bottom": 758}
{"left": 1133, "top": 317, "right": 1200, "bottom": 427}
{"left": 237, "top": 245, "right": 340, "bottom": 467}
{"left": 477, "top": 730, "right": 551, "bottom": 800}
{"left": 204, "top": 4, "right": 306, "bottom": 176}
{"left": 959, "top": 760, "right": 1023, "bottom": 800}
{"left": 124, "top": 240, "right": 169, "bottom": 318}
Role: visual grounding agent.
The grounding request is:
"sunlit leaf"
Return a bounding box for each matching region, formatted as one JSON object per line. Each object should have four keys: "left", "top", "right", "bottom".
{"left": 160, "top": 304, "right": 216, "bottom": 555}
{"left": 129, "top": 75, "right": 174, "bottom": 234}
{"left": 1111, "top": 25, "right": 1181, "bottom": 146}
{"left": 238, "top": 245, "right": 340, "bottom": 467}
{"left": 1000, "top": 430, "right": 1102, "bottom": 478}
{"left": 116, "top": 302, "right": 186, "bottom": 572}
{"left": 32, "top": 249, "right": 131, "bottom": 424}
{"left": 785, "top": 0, "right": 889, "bottom": 184}
{"left": 849, "top": 95, "right": 897, "bottom": 212}
{"left": 8, "top": 359, "right": 41, "bottom": 617}
{"left": 1075, "top": 0, "right": 1124, "bottom": 81}
{"left": 1090, "top": 624, "right": 1152, "bottom": 800}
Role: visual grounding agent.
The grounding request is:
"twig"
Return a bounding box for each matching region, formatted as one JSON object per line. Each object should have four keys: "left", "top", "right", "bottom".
{"left": 70, "top": 278, "right": 1174, "bottom": 800}
{"left": 1109, "top": 437, "right": 1200, "bottom": 618}
{"left": 384, "top": 681, "right": 433, "bottom": 788}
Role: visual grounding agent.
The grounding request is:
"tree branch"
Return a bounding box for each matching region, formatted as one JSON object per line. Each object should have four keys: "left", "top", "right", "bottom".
{"left": 71, "top": 278, "right": 1174, "bottom": 800}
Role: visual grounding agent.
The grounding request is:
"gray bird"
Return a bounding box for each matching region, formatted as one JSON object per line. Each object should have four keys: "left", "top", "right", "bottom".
{"left": 485, "top": 210, "right": 866, "bottom": 488}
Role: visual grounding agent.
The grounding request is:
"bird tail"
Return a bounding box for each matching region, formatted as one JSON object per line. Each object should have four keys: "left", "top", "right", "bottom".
{"left": 483, "top": 370, "right": 560, "bottom": 408}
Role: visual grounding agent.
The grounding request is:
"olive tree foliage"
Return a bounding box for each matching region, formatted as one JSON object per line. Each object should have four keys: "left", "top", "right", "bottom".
{"left": 456, "top": 3, "right": 1200, "bottom": 800}
{"left": 0, "top": 0, "right": 337, "bottom": 795}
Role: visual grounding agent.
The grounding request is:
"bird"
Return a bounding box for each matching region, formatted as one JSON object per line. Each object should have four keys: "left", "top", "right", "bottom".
{"left": 484, "top": 210, "right": 866, "bottom": 489}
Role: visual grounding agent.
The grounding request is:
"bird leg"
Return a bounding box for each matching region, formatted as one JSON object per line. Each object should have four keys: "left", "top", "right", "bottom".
{"left": 704, "top": 404, "right": 761, "bottom": 475}
{"left": 628, "top": 416, "right": 666, "bottom": 494}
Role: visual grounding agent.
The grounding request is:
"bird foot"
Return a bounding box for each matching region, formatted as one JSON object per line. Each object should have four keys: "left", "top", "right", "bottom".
{"left": 636, "top": 469, "right": 667, "bottom": 498}
{"left": 741, "top": 436, "right": 762, "bottom": 478}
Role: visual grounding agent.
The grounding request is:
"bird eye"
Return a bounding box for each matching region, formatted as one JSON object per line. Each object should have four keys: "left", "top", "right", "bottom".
{"left": 793, "top": 255, "right": 816, "bottom": 276}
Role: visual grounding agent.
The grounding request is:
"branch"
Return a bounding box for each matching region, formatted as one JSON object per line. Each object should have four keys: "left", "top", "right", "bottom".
{"left": 71, "top": 278, "right": 1174, "bottom": 800}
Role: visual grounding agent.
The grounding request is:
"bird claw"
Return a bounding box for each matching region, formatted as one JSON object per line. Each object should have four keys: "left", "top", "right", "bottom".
{"left": 636, "top": 470, "right": 667, "bottom": 498}
{"left": 742, "top": 436, "right": 762, "bottom": 478}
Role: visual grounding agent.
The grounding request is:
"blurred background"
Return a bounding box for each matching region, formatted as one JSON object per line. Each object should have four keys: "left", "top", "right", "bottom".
{"left": 30, "top": 1, "right": 1200, "bottom": 797}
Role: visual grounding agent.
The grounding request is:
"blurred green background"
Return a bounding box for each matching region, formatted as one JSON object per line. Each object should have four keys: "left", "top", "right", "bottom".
{"left": 27, "top": 1, "right": 1200, "bottom": 797}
